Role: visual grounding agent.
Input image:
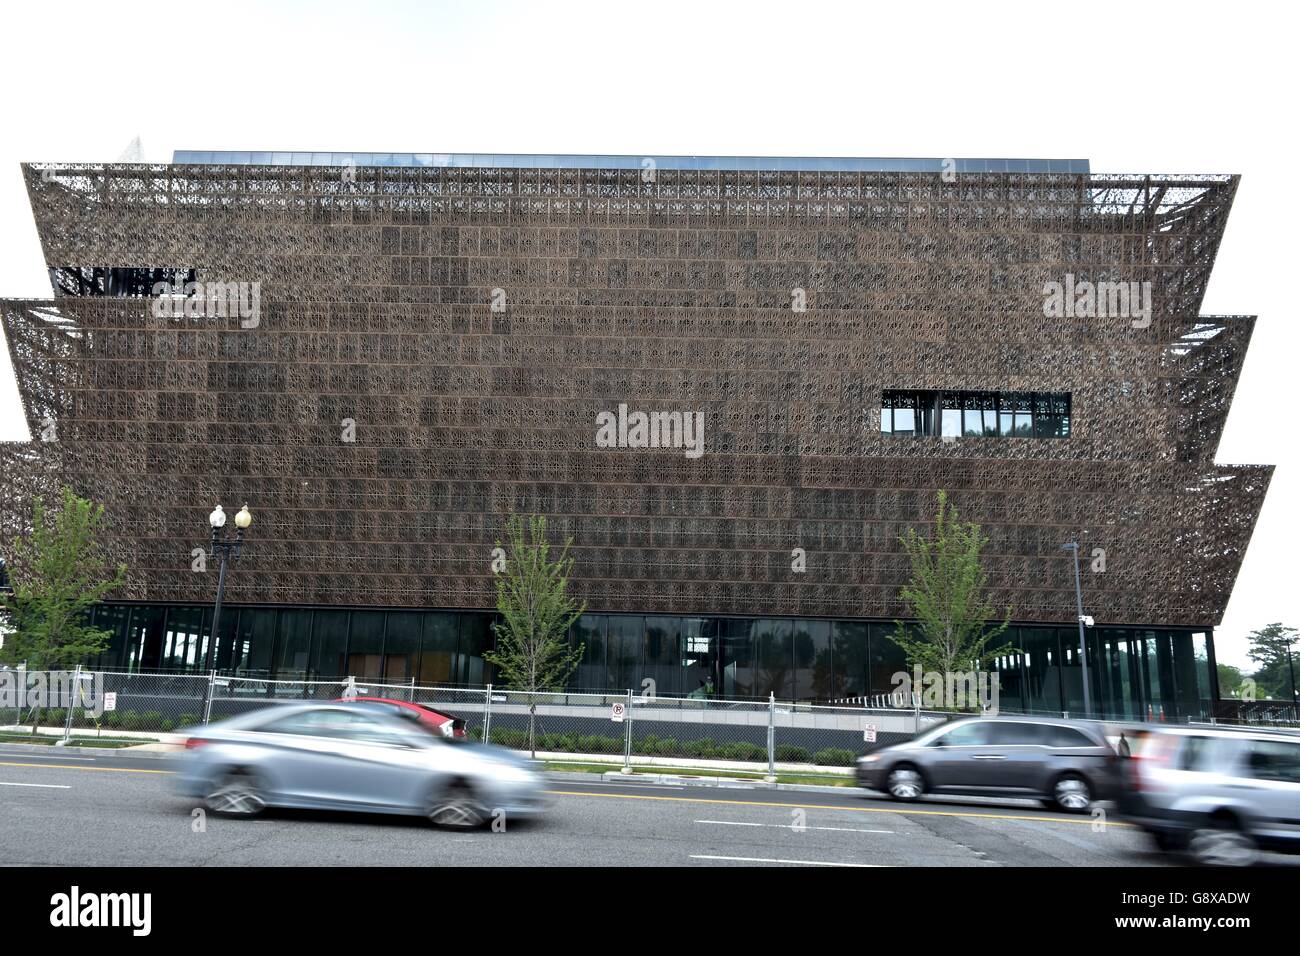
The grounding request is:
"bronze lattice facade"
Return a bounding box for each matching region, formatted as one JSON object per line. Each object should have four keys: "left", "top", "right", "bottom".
{"left": 0, "top": 154, "right": 1273, "bottom": 708}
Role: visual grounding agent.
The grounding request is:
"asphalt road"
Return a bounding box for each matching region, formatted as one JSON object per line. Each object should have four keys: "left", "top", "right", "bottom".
{"left": 0, "top": 748, "right": 1224, "bottom": 867}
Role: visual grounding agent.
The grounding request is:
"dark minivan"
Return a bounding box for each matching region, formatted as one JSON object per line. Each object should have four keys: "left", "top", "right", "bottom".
{"left": 855, "top": 716, "right": 1120, "bottom": 812}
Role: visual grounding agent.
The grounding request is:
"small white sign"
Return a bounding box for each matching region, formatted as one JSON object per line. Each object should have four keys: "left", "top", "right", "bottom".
{"left": 611, "top": 701, "right": 626, "bottom": 723}
{"left": 864, "top": 723, "right": 876, "bottom": 743}
{"left": 102, "top": 692, "right": 117, "bottom": 712}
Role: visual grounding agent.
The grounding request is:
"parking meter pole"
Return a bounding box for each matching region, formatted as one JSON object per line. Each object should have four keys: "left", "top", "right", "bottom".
{"left": 622, "top": 690, "right": 633, "bottom": 774}
{"left": 202, "top": 670, "right": 216, "bottom": 725}
{"left": 766, "top": 692, "right": 776, "bottom": 782}
{"left": 483, "top": 684, "right": 493, "bottom": 744}
{"left": 61, "top": 665, "right": 80, "bottom": 744}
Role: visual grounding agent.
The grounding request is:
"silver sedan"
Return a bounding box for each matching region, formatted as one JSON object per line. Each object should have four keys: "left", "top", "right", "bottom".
{"left": 173, "top": 703, "right": 547, "bottom": 828}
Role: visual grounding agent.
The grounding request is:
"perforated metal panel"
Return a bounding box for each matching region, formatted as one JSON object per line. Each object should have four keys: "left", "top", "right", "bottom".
{"left": 0, "top": 163, "right": 1271, "bottom": 626}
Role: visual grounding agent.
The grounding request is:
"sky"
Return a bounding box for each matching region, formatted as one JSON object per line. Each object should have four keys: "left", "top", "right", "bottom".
{"left": 0, "top": 0, "right": 1293, "bottom": 669}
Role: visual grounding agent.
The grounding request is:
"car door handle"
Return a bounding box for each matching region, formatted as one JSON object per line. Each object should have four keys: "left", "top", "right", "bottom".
{"left": 970, "top": 754, "right": 1006, "bottom": 760}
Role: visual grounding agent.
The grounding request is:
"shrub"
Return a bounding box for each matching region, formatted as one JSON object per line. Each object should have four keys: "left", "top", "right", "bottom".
{"left": 776, "top": 745, "right": 811, "bottom": 763}
{"left": 119, "top": 710, "right": 143, "bottom": 731}
{"left": 683, "top": 738, "right": 717, "bottom": 759}
{"left": 577, "top": 734, "right": 621, "bottom": 754}
{"left": 812, "top": 747, "right": 857, "bottom": 767}
{"left": 179, "top": 713, "right": 200, "bottom": 728}
{"left": 142, "top": 711, "right": 165, "bottom": 731}
{"left": 718, "top": 742, "right": 766, "bottom": 762}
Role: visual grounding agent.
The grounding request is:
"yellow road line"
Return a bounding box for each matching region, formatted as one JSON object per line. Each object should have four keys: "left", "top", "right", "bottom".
{"left": 544, "top": 789, "right": 1134, "bottom": 827}
{"left": 0, "top": 761, "right": 171, "bottom": 775}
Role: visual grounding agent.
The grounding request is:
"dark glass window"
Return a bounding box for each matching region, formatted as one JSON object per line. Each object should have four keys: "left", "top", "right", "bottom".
{"left": 233, "top": 608, "right": 276, "bottom": 675}
{"left": 792, "top": 619, "right": 832, "bottom": 700}
{"left": 571, "top": 614, "right": 608, "bottom": 690}
{"left": 832, "top": 621, "right": 869, "bottom": 697}
{"left": 419, "top": 613, "right": 457, "bottom": 684}
{"left": 310, "top": 611, "right": 349, "bottom": 679}
{"left": 719, "top": 619, "right": 754, "bottom": 697}
{"left": 162, "top": 606, "right": 205, "bottom": 671}
{"left": 869, "top": 624, "right": 908, "bottom": 695}
{"left": 882, "top": 389, "right": 1070, "bottom": 439}
{"left": 455, "top": 614, "right": 494, "bottom": 685}
{"left": 987, "top": 722, "right": 1045, "bottom": 745}
{"left": 936, "top": 721, "right": 996, "bottom": 746}
{"left": 1247, "top": 741, "right": 1300, "bottom": 783}
{"left": 274, "top": 610, "right": 313, "bottom": 678}
{"left": 681, "top": 617, "right": 715, "bottom": 698}
{"left": 606, "top": 615, "right": 641, "bottom": 690}
{"left": 1041, "top": 724, "right": 1096, "bottom": 747}
{"left": 383, "top": 612, "right": 422, "bottom": 683}
{"left": 643, "top": 616, "right": 681, "bottom": 697}
{"left": 348, "top": 611, "right": 385, "bottom": 680}
{"left": 754, "top": 618, "right": 793, "bottom": 699}
{"left": 125, "top": 606, "right": 166, "bottom": 672}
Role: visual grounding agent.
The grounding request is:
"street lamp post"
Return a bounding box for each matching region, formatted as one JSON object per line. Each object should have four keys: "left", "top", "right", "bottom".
{"left": 202, "top": 503, "right": 252, "bottom": 673}
{"left": 1288, "top": 642, "right": 1298, "bottom": 722}
{"left": 1061, "top": 537, "right": 1093, "bottom": 718}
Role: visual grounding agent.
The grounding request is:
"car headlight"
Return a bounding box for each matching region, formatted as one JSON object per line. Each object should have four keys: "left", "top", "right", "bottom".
{"left": 859, "top": 755, "right": 881, "bottom": 764}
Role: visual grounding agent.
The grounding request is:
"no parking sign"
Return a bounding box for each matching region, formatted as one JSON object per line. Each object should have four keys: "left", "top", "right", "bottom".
{"left": 610, "top": 701, "right": 626, "bottom": 723}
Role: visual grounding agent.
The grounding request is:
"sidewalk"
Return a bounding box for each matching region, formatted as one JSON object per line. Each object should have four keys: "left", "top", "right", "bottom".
{"left": 0, "top": 734, "right": 857, "bottom": 784}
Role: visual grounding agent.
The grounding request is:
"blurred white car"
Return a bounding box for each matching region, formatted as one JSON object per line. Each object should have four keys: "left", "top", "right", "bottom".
{"left": 1118, "top": 725, "right": 1300, "bottom": 865}
{"left": 173, "top": 703, "right": 546, "bottom": 828}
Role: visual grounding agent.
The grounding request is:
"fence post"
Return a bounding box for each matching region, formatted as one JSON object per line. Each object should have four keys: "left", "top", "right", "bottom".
{"left": 202, "top": 670, "right": 216, "bottom": 725}
{"left": 622, "top": 689, "right": 633, "bottom": 774}
{"left": 483, "top": 683, "right": 493, "bottom": 744}
{"left": 914, "top": 690, "right": 921, "bottom": 736}
{"left": 60, "top": 665, "right": 80, "bottom": 745}
{"left": 765, "top": 692, "right": 776, "bottom": 782}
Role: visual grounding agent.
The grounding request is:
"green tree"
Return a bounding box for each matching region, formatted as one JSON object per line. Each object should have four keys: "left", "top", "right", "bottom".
{"left": 888, "top": 490, "right": 1014, "bottom": 706}
{"left": 484, "top": 514, "right": 586, "bottom": 757}
{"left": 1216, "top": 662, "right": 1247, "bottom": 698}
{"left": 0, "top": 487, "right": 126, "bottom": 733}
{"left": 1245, "top": 623, "right": 1298, "bottom": 702}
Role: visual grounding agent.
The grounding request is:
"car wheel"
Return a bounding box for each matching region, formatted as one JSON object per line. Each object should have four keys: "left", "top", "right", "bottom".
{"left": 1051, "top": 773, "right": 1092, "bottom": 813}
{"left": 204, "top": 768, "right": 266, "bottom": 818}
{"left": 428, "top": 780, "right": 487, "bottom": 829}
{"left": 1152, "top": 831, "right": 1184, "bottom": 852}
{"left": 885, "top": 765, "right": 925, "bottom": 801}
{"left": 1189, "top": 819, "right": 1258, "bottom": 867}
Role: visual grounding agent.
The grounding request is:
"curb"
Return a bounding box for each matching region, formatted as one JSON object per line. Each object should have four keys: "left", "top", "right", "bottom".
{"left": 543, "top": 769, "right": 855, "bottom": 794}
{"left": 0, "top": 742, "right": 178, "bottom": 759}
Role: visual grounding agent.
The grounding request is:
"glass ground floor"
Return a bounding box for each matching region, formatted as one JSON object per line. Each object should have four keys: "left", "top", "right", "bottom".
{"left": 79, "top": 602, "right": 1217, "bottom": 721}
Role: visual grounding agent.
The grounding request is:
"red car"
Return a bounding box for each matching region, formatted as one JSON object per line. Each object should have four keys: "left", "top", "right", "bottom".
{"left": 332, "top": 696, "right": 468, "bottom": 739}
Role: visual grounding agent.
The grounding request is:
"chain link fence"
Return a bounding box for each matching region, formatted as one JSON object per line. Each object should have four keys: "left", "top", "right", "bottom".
{"left": 10, "top": 669, "right": 1151, "bottom": 769}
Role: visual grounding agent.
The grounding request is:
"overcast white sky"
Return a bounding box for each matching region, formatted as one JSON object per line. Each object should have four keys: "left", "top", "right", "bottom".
{"left": 0, "top": 0, "right": 1293, "bottom": 669}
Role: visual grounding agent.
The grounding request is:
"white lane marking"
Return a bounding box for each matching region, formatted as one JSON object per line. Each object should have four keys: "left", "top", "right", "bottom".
{"left": 0, "top": 781, "right": 71, "bottom": 789}
{"left": 0, "top": 752, "right": 96, "bottom": 761}
{"left": 696, "top": 819, "right": 894, "bottom": 834}
{"left": 691, "top": 854, "right": 879, "bottom": 867}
